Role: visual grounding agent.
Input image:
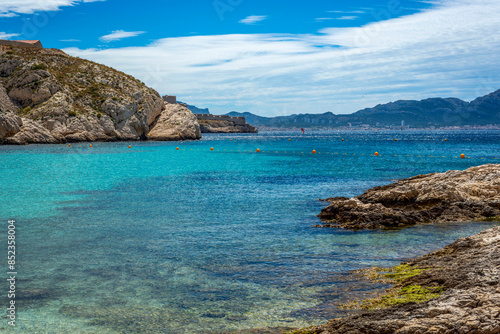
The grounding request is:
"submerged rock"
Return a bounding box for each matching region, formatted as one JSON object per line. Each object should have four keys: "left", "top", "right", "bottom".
{"left": 318, "top": 164, "right": 500, "bottom": 229}
{"left": 295, "top": 226, "right": 500, "bottom": 334}
{"left": 17, "top": 288, "right": 52, "bottom": 300}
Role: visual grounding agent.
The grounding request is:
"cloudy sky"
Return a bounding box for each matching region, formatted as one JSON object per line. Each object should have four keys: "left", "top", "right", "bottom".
{"left": 1, "top": 0, "right": 500, "bottom": 116}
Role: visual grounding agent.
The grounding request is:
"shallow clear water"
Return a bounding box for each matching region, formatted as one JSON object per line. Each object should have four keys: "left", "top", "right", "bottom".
{"left": 1, "top": 130, "right": 499, "bottom": 333}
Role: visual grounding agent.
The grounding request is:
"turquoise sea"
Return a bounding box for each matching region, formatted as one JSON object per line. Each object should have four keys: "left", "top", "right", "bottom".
{"left": 1, "top": 130, "right": 499, "bottom": 333}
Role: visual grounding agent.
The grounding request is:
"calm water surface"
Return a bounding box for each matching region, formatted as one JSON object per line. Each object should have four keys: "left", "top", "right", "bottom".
{"left": 1, "top": 130, "right": 499, "bottom": 333}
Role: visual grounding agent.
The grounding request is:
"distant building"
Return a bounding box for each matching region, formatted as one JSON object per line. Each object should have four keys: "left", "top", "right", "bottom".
{"left": 0, "top": 40, "right": 43, "bottom": 48}
{"left": 162, "top": 95, "right": 177, "bottom": 104}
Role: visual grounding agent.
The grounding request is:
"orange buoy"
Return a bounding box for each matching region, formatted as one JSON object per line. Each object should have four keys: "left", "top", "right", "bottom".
{"left": 128, "top": 145, "right": 131, "bottom": 148}
{"left": 374, "top": 152, "right": 379, "bottom": 156}
{"left": 210, "top": 147, "right": 214, "bottom": 151}
{"left": 312, "top": 150, "right": 317, "bottom": 154}
{"left": 230, "top": 139, "right": 233, "bottom": 141}
{"left": 90, "top": 144, "right": 93, "bottom": 147}
{"left": 394, "top": 139, "right": 398, "bottom": 141}
{"left": 341, "top": 138, "right": 344, "bottom": 141}
{"left": 176, "top": 147, "right": 179, "bottom": 150}
{"left": 289, "top": 138, "right": 291, "bottom": 141}
{"left": 460, "top": 153, "right": 465, "bottom": 159}
{"left": 68, "top": 144, "right": 71, "bottom": 147}
{"left": 256, "top": 148, "right": 260, "bottom": 152}
{"left": 444, "top": 139, "right": 448, "bottom": 141}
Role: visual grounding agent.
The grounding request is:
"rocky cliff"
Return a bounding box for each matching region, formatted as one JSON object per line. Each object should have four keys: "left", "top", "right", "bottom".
{"left": 295, "top": 226, "right": 500, "bottom": 334}
{"left": 0, "top": 46, "right": 200, "bottom": 144}
{"left": 318, "top": 164, "right": 500, "bottom": 229}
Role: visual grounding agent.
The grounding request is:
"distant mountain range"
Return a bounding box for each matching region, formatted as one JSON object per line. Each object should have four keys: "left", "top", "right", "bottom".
{"left": 178, "top": 101, "right": 210, "bottom": 114}
{"left": 225, "top": 89, "right": 500, "bottom": 128}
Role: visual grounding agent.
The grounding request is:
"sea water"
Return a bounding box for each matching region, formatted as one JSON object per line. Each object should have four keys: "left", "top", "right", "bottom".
{"left": 0, "top": 130, "right": 499, "bottom": 333}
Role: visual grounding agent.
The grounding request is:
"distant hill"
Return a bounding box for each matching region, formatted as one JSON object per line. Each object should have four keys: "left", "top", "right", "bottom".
{"left": 226, "top": 89, "right": 500, "bottom": 128}
{"left": 0, "top": 47, "right": 201, "bottom": 144}
{"left": 179, "top": 102, "right": 210, "bottom": 114}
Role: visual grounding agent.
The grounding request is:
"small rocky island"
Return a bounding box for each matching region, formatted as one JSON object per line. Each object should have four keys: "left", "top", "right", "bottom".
{"left": 295, "top": 226, "right": 500, "bottom": 334}
{"left": 195, "top": 113, "right": 258, "bottom": 133}
{"left": 318, "top": 164, "right": 500, "bottom": 229}
{"left": 0, "top": 45, "right": 200, "bottom": 144}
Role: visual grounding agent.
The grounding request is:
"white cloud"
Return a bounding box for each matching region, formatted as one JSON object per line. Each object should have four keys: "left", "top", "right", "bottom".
{"left": 65, "top": 0, "right": 500, "bottom": 116}
{"left": 0, "top": 32, "right": 20, "bottom": 39}
{"left": 99, "top": 30, "right": 146, "bottom": 42}
{"left": 0, "top": 0, "right": 104, "bottom": 17}
{"left": 335, "top": 16, "right": 358, "bottom": 20}
{"left": 316, "top": 15, "right": 359, "bottom": 22}
{"left": 239, "top": 15, "right": 267, "bottom": 25}
{"left": 328, "top": 10, "right": 366, "bottom": 14}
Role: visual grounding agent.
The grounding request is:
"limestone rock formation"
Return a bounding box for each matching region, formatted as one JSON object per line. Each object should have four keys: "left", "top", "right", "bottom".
{"left": 295, "top": 226, "right": 500, "bottom": 334}
{"left": 0, "top": 46, "right": 200, "bottom": 144}
{"left": 318, "top": 164, "right": 500, "bottom": 229}
{"left": 148, "top": 103, "right": 201, "bottom": 141}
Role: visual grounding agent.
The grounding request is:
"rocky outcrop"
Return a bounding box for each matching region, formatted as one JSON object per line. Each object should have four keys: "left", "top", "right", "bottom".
{"left": 0, "top": 46, "right": 200, "bottom": 144}
{"left": 0, "top": 112, "right": 22, "bottom": 138}
{"left": 148, "top": 103, "right": 201, "bottom": 141}
{"left": 318, "top": 164, "right": 500, "bottom": 229}
{"left": 295, "top": 226, "right": 500, "bottom": 334}
{"left": 198, "top": 118, "right": 258, "bottom": 133}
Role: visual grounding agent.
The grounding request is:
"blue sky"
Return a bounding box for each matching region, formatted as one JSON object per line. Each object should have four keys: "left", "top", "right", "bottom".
{"left": 1, "top": 0, "right": 500, "bottom": 116}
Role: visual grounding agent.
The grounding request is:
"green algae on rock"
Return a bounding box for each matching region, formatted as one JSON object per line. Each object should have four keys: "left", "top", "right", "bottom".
{"left": 293, "top": 226, "right": 500, "bottom": 334}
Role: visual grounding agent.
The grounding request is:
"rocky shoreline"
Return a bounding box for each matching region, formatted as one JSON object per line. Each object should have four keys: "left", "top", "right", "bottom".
{"left": 318, "top": 164, "right": 500, "bottom": 229}
{"left": 293, "top": 225, "right": 500, "bottom": 334}
{"left": 197, "top": 118, "right": 258, "bottom": 133}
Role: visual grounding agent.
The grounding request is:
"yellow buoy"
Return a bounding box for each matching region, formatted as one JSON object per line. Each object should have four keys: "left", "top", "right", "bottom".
{"left": 210, "top": 147, "right": 214, "bottom": 151}
{"left": 460, "top": 153, "right": 465, "bottom": 159}
{"left": 256, "top": 148, "right": 260, "bottom": 152}
{"left": 312, "top": 150, "right": 316, "bottom": 154}
{"left": 374, "top": 152, "right": 379, "bottom": 156}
